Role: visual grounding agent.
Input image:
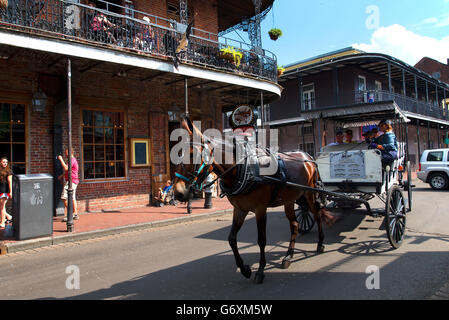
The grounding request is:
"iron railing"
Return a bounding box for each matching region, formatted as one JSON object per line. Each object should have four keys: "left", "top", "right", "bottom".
{"left": 355, "top": 90, "right": 448, "bottom": 121}
{"left": 0, "top": 0, "right": 278, "bottom": 82}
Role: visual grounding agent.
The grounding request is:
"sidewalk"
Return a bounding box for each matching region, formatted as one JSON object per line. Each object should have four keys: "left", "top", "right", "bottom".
{"left": 0, "top": 197, "right": 234, "bottom": 255}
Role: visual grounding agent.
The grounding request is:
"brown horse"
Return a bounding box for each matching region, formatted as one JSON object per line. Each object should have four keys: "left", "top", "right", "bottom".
{"left": 173, "top": 117, "right": 335, "bottom": 284}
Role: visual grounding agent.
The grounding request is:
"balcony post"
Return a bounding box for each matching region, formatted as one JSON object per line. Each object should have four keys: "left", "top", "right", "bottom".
{"left": 414, "top": 75, "right": 418, "bottom": 113}
{"left": 444, "top": 89, "right": 448, "bottom": 121}
{"left": 427, "top": 121, "right": 431, "bottom": 149}
{"left": 184, "top": 77, "right": 189, "bottom": 117}
{"left": 417, "top": 121, "right": 421, "bottom": 160}
{"left": 298, "top": 74, "right": 303, "bottom": 111}
{"left": 402, "top": 69, "right": 406, "bottom": 98}
{"left": 387, "top": 62, "right": 392, "bottom": 98}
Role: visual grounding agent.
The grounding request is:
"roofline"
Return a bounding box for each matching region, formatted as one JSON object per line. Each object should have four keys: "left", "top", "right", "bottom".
{"left": 281, "top": 51, "right": 449, "bottom": 90}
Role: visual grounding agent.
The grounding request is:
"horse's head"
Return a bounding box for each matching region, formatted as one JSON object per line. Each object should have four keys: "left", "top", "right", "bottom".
{"left": 172, "top": 116, "right": 215, "bottom": 202}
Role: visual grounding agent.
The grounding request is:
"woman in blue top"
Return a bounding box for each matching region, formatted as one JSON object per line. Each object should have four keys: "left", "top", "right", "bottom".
{"left": 369, "top": 119, "right": 398, "bottom": 166}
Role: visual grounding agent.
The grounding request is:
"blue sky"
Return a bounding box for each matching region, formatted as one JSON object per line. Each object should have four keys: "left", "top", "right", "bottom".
{"left": 226, "top": 0, "right": 449, "bottom": 67}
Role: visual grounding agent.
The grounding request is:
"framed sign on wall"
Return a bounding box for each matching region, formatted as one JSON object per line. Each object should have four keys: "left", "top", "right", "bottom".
{"left": 130, "top": 138, "right": 150, "bottom": 167}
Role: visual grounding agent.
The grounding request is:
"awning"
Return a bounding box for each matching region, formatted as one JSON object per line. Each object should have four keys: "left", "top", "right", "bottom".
{"left": 402, "top": 111, "right": 449, "bottom": 127}
{"left": 299, "top": 101, "right": 410, "bottom": 125}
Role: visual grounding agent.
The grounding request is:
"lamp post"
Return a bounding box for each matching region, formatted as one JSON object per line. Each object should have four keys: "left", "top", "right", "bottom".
{"left": 32, "top": 89, "right": 48, "bottom": 112}
{"left": 67, "top": 58, "right": 74, "bottom": 232}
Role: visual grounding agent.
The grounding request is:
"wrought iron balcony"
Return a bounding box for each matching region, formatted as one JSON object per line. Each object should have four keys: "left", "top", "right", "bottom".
{"left": 355, "top": 90, "right": 448, "bottom": 121}
{"left": 0, "top": 0, "right": 278, "bottom": 82}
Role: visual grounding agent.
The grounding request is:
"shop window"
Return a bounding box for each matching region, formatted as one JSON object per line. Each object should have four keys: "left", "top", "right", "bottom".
{"left": 0, "top": 103, "right": 26, "bottom": 174}
{"left": 82, "top": 109, "right": 126, "bottom": 180}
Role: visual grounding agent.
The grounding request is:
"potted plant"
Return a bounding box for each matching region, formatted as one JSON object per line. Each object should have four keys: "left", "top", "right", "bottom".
{"left": 219, "top": 47, "right": 243, "bottom": 66}
{"left": 268, "top": 28, "right": 282, "bottom": 41}
{"left": 277, "top": 66, "right": 285, "bottom": 76}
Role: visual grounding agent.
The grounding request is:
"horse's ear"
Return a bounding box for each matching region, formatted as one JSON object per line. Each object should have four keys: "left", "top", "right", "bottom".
{"left": 181, "top": 116, "right": 193, "bottom": 135}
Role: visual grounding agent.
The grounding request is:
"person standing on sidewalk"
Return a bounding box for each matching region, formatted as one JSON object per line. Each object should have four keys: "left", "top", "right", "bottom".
{"left": 58, "top": 148, "right": 79, "bottom": 221}
{"left": 0, "top": 157, "right": 12, "bottom": 228}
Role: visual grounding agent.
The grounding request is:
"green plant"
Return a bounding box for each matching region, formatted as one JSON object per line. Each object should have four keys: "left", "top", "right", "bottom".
{"left": 268, "top": 28, "right": 283, "bottom": 40}
{"left": 219, "top": 47, "right": 243, "bottom": 66}
{"left": 277, "top": 66, "right": 285, "bottom": 76}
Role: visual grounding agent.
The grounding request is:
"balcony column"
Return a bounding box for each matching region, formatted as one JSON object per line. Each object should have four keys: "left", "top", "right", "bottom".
{"left": 414, "top": 75, "right": 419, "bottom": 113}
{"left": 184, "top": 77, "right": 189, "bottom": 117}
{"left": 427, "top": 121, "right": 431, "bottom": 149}
{"left": 387, "top": 62, "right": 392, "bottom": 98}
{"left": 298, "top": 75, "right": 303, "bottom": 111}
{"left": 402, "top": 69, "right": 406, "bottom": 98}
{"left": 437, "top": 123, "right": 441, "bottom": 149}
{"left": 436, "top": 84, "right": 439, "bottom": 118}
{"left": 443, "top": 89, "right": 449, "bottom": 120}
{"left": 417, "top": 121, "right": 421, "bottom": 160}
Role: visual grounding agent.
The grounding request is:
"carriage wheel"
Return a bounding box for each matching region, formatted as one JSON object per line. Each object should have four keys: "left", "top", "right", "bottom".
{"left": 385, "top": 185, "right": 406, "bottom": 249}
{"left": 404, "top": 161, "right": 413, "bottom": 212}
{"left": 295, "top": 205, "right": 315, "bottom": 234}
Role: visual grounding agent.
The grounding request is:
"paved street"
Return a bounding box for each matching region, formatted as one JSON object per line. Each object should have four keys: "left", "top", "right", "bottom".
{"left": 0, "top": 181, "right": 448, "bottom": 300}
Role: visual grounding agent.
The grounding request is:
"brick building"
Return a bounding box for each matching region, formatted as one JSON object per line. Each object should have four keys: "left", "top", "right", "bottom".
{"left": 269, "top": 48, "right": 449, "bottom": 171}
{"left": 0, "top": 0, "right": 281, "bottom": 213}
{"left": 415, "top": 57, "right": 449, "bottom": 86}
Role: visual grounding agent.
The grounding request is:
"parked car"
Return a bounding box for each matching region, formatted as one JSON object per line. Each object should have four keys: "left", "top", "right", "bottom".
{"left": 417, "top": 148, "right": 449, "bottom": 190}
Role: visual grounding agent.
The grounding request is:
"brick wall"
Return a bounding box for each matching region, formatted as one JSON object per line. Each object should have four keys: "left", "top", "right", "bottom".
{"left": 0, "top": 52, "right": 224, "bottom": 213}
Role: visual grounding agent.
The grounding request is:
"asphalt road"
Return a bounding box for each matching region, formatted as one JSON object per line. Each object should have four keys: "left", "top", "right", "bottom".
{"left": 0, "top": 181, "right": 448, "bottom": 300}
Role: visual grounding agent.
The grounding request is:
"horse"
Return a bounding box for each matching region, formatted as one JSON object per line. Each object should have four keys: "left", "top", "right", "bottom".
{"left": 172, "top": 117, "right": 335, "bottom": 284}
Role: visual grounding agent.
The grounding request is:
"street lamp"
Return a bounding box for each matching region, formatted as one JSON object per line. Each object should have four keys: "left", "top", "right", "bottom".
{"left": 32, "top": 88, "right": 48, "bottom": 112}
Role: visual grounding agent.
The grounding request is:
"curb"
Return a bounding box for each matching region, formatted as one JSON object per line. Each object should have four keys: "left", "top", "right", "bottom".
{"left": 1, "top": 209, "right": 233, "bottom": 255}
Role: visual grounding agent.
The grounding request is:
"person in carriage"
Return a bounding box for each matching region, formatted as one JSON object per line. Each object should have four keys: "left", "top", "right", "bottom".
{"left": 368, "top": 119, "right": 398, "bottom": 166}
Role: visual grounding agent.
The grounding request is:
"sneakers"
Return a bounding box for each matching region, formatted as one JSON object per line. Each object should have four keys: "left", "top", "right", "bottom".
{"left": 62, "top": 215, "right": 79, "bottom": 222}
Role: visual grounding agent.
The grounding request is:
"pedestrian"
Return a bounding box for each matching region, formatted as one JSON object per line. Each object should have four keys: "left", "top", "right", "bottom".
{"left": 0, "top": 157, "right": 12, "bottom": 228}
{"left": 57, "top": 148, "right": 79, "bottom": 221}
{"left": 344, "top": 129, "right": 356, "bottom": 143}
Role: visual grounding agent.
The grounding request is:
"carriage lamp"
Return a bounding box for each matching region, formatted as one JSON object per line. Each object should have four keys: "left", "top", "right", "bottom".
{"left": 32, "top": 88, "right": 48, "bottom": 112}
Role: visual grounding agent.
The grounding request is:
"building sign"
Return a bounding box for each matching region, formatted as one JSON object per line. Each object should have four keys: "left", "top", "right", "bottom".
{"left": 229, "top": 105, "right": 257, "bottom": 129}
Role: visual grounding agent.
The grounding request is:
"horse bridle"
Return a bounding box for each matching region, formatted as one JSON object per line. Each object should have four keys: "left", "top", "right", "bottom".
{"left": 175, "top": 141, "right": 215, "bottom": 193}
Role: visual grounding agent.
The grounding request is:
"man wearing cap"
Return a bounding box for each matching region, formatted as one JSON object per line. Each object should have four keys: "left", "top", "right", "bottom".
{"left": 368, "top": 120, "right": 398, "bottom": 165}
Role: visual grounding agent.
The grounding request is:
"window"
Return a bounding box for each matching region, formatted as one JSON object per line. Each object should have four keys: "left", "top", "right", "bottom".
{"left": 301, "top": 126, "right": 313, "bottom": 135}
{"left": 358, "top": 76, "right": 366, "bottom": 92}
{"left": 427, "top": 151, "right": 443, "bottom": 162}
{"left": 302, "top": 84, "right": 315, "bottom": 111}
{"left": 82, "top": 109, "right": 125, "bottom": 180}
{"left": 0, "top": 103, "right": 26, "bottom": 174}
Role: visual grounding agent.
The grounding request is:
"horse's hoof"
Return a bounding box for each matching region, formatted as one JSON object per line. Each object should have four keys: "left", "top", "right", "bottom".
{"left": 241, "top": 265, "right": 252, "bottom": 279}
{"left": 317, "top": 245, "right": 325, "bottom": 253}
{"left": 254, "top": 272, "right": 265, "bottom": 284}
{"left": 282, "top": 259, "right": 291, "bottom": 269}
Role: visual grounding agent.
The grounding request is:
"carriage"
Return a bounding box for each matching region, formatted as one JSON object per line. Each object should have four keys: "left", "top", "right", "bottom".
{"left": 293, "top": 102, "right": 413, "bottom": 249}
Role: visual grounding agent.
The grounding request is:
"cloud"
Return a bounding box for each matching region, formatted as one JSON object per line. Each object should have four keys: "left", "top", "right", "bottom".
{"left": 353, "top": 24, "right": 449, "bottom": 65}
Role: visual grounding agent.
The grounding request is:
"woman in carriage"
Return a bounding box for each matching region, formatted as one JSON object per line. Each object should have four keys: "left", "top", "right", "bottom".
{"left": 368, "top": 119, "right": 398, "bottom": 166}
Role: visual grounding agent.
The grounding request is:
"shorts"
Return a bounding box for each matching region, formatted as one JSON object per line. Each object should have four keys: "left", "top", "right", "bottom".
{"left": 0, "top": 193, "right": 10, "bottom": 200}
{"left": 61, "top": 182, "right": 78, "bottom": 201}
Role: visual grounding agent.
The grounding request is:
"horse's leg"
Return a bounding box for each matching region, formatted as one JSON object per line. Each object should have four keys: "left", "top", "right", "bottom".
{"left": 254, "top": 207, "right": 267, "bottom": 284}
{"left": 228, "top": 208, "right": 252, "bottom": 279}
{"left": 282, "top": 201, "right": 298, "bottom": 269}
{"left": 305, "top": 192, "right": 325, "bottom": 253}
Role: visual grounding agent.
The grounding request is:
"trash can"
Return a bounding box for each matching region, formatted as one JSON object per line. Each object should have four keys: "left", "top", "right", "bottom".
{"left": 12, "top": 174, "right": 54, "bottom": 240}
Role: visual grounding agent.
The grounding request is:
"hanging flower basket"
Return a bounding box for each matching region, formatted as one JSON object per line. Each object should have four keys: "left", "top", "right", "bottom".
{"left": 277, "top": 66, "right": 285, "bottom": 76}
{"left": 268, "top": 28, "right": 282, "bottom": 41}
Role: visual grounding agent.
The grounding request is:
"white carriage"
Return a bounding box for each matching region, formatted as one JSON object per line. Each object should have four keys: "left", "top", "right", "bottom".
{"left": 293, "top": 102, "right": 413, "bottom": 249}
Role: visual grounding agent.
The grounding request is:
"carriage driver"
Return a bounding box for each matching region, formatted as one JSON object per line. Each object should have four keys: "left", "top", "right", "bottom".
{"left": 368, "top": 119, "right": 398, "bottom": 166}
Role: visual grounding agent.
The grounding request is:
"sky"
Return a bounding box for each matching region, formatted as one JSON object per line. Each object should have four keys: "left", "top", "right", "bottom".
{"left": 225, "top": 0, "right": 449, "bottom": 67}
